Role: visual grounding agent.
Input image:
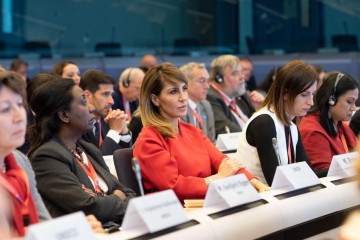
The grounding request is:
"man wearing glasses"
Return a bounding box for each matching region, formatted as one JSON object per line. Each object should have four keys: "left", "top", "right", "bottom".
{"left": 179, "top": 62, "right": 216, "bottom": 143}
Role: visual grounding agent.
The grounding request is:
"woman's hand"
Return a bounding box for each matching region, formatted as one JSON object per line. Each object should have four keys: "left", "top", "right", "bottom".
{"left": 217, "top": 158, "right": 243, "bottom": 178}
{"left": 86, "top": 214, "right": 104, "bottom": 233}
{"left": 250, "top": 179, "right": 271, "bottom": 192}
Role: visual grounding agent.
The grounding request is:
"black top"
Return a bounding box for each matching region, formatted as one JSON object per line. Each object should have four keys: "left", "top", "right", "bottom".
{"left": 246, "top": 114, "right": 311, "bottom": 185}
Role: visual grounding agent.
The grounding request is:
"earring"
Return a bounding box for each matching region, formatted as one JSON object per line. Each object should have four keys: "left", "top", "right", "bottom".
{"left": 328, "top": 109, "right": 331, "bottom": 119}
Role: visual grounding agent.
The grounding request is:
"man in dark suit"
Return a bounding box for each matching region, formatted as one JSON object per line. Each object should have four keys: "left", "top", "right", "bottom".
{"left": 207, "top": 55, "right": 256, "bottom": 136}
{"left": 112, "top": 67, "right": 144, "bottom": 120}
{"left": 80, "top": 70, "right": 132, "bottom": 155}
{"left": 179, "top": 62, "right": 216, "bottom": 143}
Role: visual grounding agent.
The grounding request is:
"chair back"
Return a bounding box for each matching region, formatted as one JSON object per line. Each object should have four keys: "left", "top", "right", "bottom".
{"left": 113, "top": 148, "right": 141, "bottom": 196}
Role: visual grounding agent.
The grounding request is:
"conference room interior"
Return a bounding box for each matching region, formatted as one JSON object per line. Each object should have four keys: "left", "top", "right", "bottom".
{"left": 1, "top": 0, "right": 360, "bottom": 239}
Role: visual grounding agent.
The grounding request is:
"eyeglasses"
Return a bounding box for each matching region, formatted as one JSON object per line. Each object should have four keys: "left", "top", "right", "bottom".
{"left": 197, "top": 78, "right": 210, "bottom": 85}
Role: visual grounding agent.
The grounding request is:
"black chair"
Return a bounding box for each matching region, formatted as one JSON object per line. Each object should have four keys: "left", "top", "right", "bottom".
{"left": 113, "top": 148, "right": 142, "bottom": 196}
{"left": 332, "top": 35, "right": 359, "bottom": 52}
{"left": 173, "top": 38, "right": 200, "bottom": 55}
{"left": 95, "top": 42, "right": 122, "bottom": 57}
{"left": 23, "top": 41, "right": 51, "bottom": 58}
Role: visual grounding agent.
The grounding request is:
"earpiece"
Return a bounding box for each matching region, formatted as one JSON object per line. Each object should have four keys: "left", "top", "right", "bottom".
{"left": 122, "top": 68, "right": 133, "bottom": 88}
{"left": 328, "top": 73, "right": 344, "bottom": 106}
{"left": 215, "top": 74, "right": 224, "bottom": 84}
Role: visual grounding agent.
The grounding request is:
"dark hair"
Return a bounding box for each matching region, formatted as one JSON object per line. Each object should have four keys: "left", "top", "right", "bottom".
{"left": 80, "top": 70, "right": 116, "bottom": 93}
{"left": 10, "top": 59, "right": 28, "bottom": 71}
{"left": 27, "top": 72, "right": 62, "bottom": 105}
{"left": 140, "top": 62, "right": 187, "bottom": 138}
{"left": 261, "top": 60, "right": 318, "bottom": 125}
{"left": 258, "top": 66, "right": 282, "bottom": 93}
{"left": 52, "top": 60, "right": 77, "bottom": 75}
{"left": 28, "top": 78, "right": 75, "bottom": 157}
{"left": 0, "top": 72, "right": 25, "bottom": 101}
{"left": 308, "top": 73, "right": 359, "bottom": 137}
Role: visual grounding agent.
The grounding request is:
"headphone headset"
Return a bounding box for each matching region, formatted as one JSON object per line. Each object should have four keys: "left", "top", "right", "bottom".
{"left": 122, "top": 68, "right": 133, "bottom": 88}
{"left": 328, "top": 73, "right": 344, "bottom": 106}
{"left": 215, "top": 74, "right": 224, "bottom": 84}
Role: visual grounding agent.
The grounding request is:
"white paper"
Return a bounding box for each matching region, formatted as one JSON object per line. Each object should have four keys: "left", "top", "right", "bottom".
{"left": 121, "top": 190, "right": 189, "bottom": 234}
{"left": 216, "top": 132, "right": 241, "bottom": 151}
{"left": 327, "top": 152, "right": 358, "bottom": 178}
{"left": 272, "top": 162, "right": 320, "bottom": 191}
{"left": 25, "top": 212, "right": 95, "bottom": 240}
{"left": 204, "top": 174, "right": 261, "bottom": 211}
{"left": 103, "top": 155, "right": 118, "bottom": 179}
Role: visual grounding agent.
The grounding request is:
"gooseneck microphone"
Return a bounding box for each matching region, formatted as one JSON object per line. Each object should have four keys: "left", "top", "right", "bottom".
{"left": 272, "top": 138, "right": 282, "bottom": 166}
{"left": 131, "top": 157, "right": 145, "bottom": 196}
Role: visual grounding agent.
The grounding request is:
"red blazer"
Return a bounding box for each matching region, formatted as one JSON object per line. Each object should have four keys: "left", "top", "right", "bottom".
{"left": 299, "top": 113, "right": 357, "bottom": 170}
{"left": 133, "top": 122, "right": 254, "bottom": 202}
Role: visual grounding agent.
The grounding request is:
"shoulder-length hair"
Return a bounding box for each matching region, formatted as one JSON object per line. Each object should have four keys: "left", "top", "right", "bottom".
{"left": 28, "top": 78, "right": 75, "bottom": 157}
{"left": 139, "top": 63, "right": 187, "bottom": 139}
{"left": 308, "top": 72, "right": 359, "bottom": 137}
{"left": 261, "top": 60, "right": 318, "bottom": 126}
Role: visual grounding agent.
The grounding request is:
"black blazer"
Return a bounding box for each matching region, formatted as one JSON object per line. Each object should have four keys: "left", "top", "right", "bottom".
{"left": 30, "top": 137, "right": 136, "bottom": 224}
{"left": 82, "top": 118, "right": 131, "bottom": 156}
{"left": 206, "top": 86, "right": 255, "bottom": 136}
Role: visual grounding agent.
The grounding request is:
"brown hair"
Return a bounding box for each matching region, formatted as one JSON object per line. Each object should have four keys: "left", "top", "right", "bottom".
{"left": 52, "top": 60, "right": 77, "bottom": 76}
{"left": 261, "top": 60, "right": 318, "bottom": 125}
{"left": 139, "top": 63, "right": 187, "bottom": 138}
{"left": 0, "top": 72, "right": 26, "bottom": 102}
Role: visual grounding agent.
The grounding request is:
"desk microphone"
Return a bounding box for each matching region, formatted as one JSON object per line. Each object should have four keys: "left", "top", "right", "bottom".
{"left": 131, "top": 157, "right": 145, "bottom": 196}
{"left": 272, "top": 138, "right": 282, "bottom": 166}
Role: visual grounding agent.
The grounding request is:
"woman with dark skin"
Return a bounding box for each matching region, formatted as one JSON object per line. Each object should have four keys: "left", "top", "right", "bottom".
{"left": 28, "top": 78, "right": 135, "bottom": 225}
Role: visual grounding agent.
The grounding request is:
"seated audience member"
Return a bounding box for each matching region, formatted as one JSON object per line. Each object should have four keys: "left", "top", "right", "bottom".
{"left": 28, "top": 78, "right": 136, "bottom": 224}
{"left": 350, "top": 110, "right": 360, "bottom": 136}
{"left": 133, "top": 63, "right": 269, "bottom": 202}
{"left": 207, "top": 55, "right": 255, "bottom": 136}
{"left": 257, "top": 66, "right": 282, "bottom": 94}
{"left": 314, "top": 65, "right": 326, "bottom": 88}
{"left": 139, "top": 54, "right": 158, "bottom": 73}
{"left": 0, "top": 72, "right": 104, "bottom": 237}
{"left": 235, "top": 60, "right": 318, "bottom": 185}
{"left": 299, "top": 73, "right": 358, "bottom": 172}
{"left": 10, "top": 59, "right": 29, "bottom": 85}
{"left": 179, "top": 62, "right": 216, "bottom": 143}
{"left": 128, "top": 108, "right": 142, "bottom": 143}
{"left": 112, "top": 67, "right": 144, "bottom": 119}
{"left": 53, "top": 60, "right": 81, "bottom": 85}
{"left": 80, "top": 70, "right": 131, "bottom": 155}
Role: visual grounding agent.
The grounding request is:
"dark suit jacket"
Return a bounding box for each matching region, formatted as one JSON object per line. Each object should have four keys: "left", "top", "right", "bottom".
{"left": 30, "top": 137, "right": 136, "bottom": 224}
{"left": 206, "top": 86, "right": 255, "bottom": 136}
{"left": 112, "top": 84, "right": 138, "bottom": 115}
{"left": 181, "top": 100, "right": 216, "bottom": 143}
{"left": 82, "top": 118, "right": 131, "bottom": 156}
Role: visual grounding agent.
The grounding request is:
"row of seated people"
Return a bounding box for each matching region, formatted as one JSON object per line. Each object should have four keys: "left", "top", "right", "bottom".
{"left": 0, "top": 54, "right": 359, "bottom": 237}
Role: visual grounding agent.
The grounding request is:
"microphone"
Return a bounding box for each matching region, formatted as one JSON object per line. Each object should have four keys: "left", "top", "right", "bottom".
{"left": 131, "top": 157, "right": 145, "bottom": 196}
{"left": 272, "top": 138, "right": 282, "bottom": 166}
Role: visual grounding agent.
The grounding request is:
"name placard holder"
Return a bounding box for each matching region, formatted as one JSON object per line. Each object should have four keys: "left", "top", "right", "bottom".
{"left": 121, "top": 190, "right": 189, "bottom": 235}
{"left": 272, "top": 162, "right": 320, "bottom": 191}
{"left": 204, "top": 174, "right": 261, "bottom": 212}
{"left": 215, "top": 132, "right": 241, "bottom": 151}
{"left": 25, "top": 212, "right": 95, "bottom": 240}
{"left": 327, "top": 152, "right": 358, "bottom": 178}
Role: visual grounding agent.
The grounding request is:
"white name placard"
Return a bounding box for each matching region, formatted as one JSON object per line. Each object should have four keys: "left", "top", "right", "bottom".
{"left": 121, "top": 190, "right": 189, "bottom": 235}
{"left": 216, "top": 132, "right": 241, "bottom": 151}
{"left": 327, "top": 152, "right": 358, "bottom": 178}
{"left": 272, "top": 161, "right": 320, "bottom": 190}
{"left": 203, "top": 174, "right": 261, "bottom": 211}
{"left": 25, "top": 211, "right": 95, "bottom": 240}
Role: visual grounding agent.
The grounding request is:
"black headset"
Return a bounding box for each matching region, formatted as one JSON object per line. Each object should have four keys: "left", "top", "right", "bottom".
{"left": 122, "top": 68, "right": 133, "bottom": 88}
{"left": 328, "top": 73, "right": 344, "bottom": 106}
{"left": 215, "top": 74, "right": 224, "bottom": 84}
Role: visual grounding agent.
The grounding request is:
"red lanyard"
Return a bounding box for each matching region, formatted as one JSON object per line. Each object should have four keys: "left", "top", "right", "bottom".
{"left": 122, "top": 94, "right": 131, "bottom": 121}
{"left": 0, "top": 173, "right": 23, "bottom": 203}
{"left": 285, "top": 126, "right": 292, "bottom": 164}
{"left": 73, "top": 151, "right": 104, "bottom": 195}
{"left": 338, "top": 127, "right": 349, "bottom": 153}
{"left": 190, "top": 107, "right": 203, "bottom": 129}
{"left": 97, "top": 120, "right": 103, "bottom": 147}
{"left": 210, "top": 83, "right": 247, "bottom": 124}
